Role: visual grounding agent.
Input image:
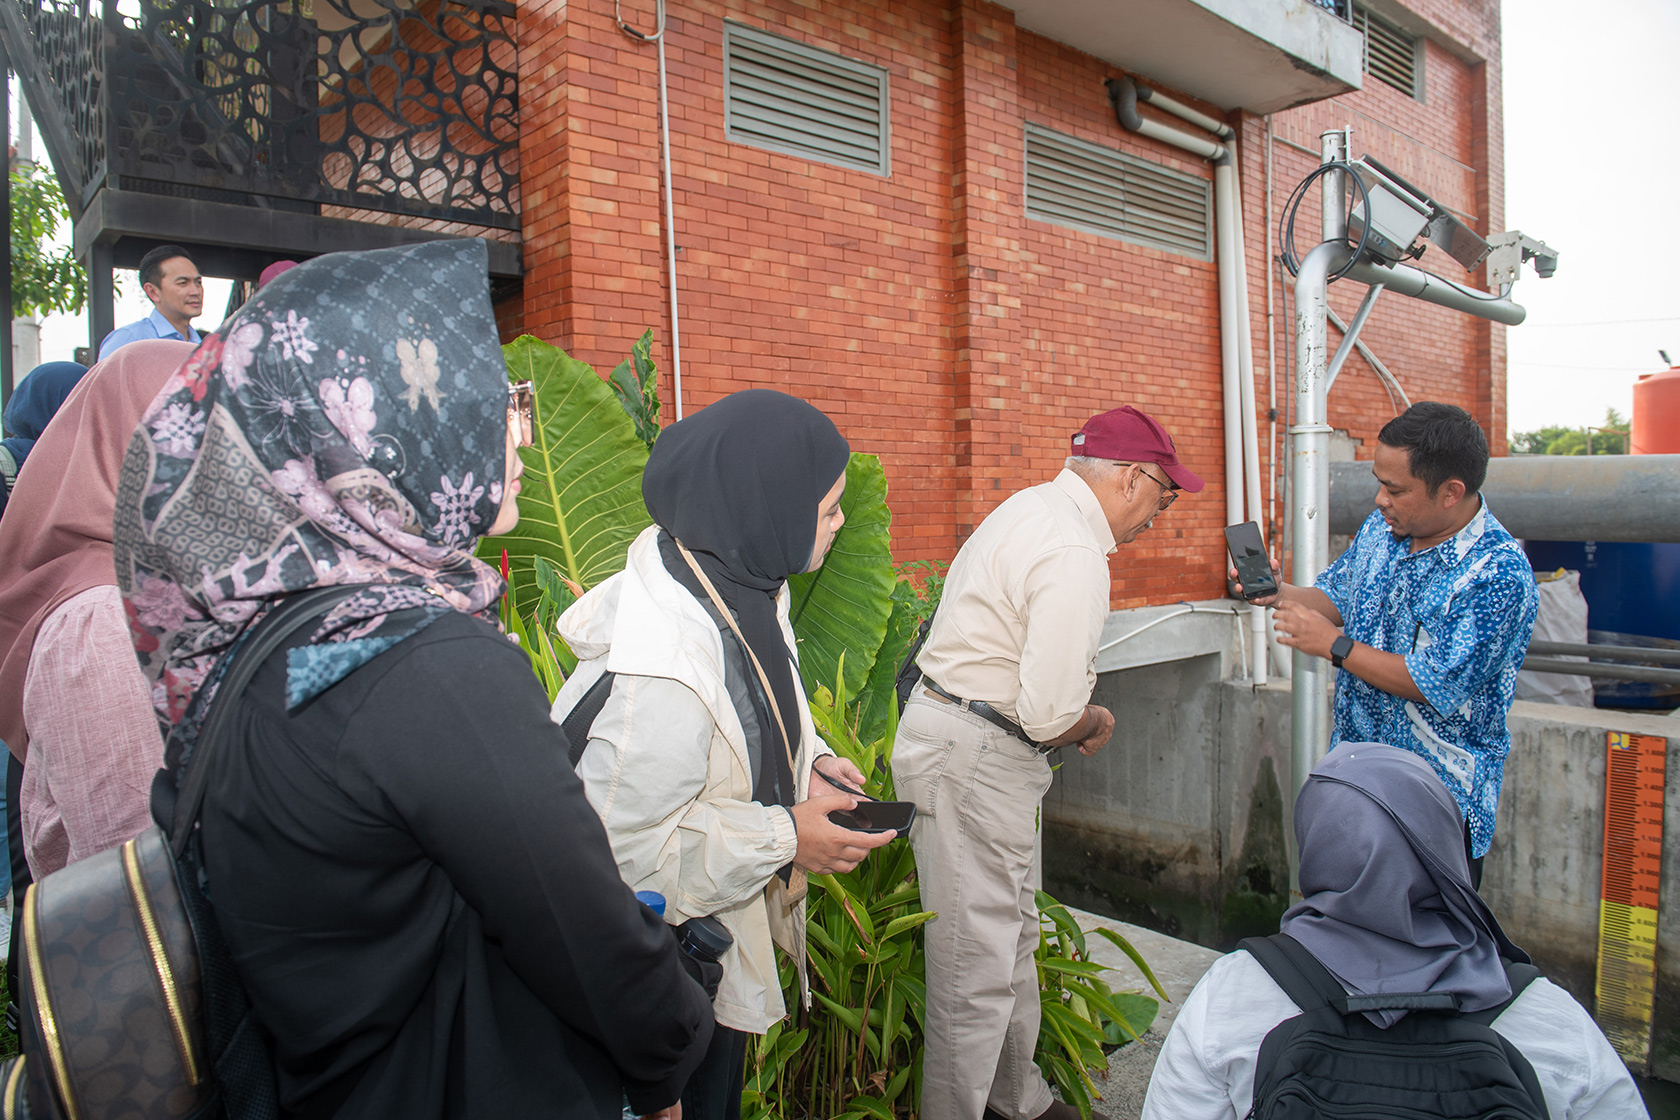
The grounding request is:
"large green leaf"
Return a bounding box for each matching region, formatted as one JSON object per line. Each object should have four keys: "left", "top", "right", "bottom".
{"left": 478, "top": 335, "right": 652, "bottom": 617}
{"left": 788, "top": 453, "right": 896, "bottom": 710}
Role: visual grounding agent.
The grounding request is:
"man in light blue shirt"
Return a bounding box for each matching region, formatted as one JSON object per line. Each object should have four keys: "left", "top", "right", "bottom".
{"left": 1234, "top": 402, "right": 1538, "bottom": 887}
{"left": 97, "top": 244, "right": 204, "bottom": 360}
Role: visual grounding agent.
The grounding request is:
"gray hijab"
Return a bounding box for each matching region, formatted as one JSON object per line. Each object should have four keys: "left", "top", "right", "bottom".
{"left": 1280, "top": 741, "right": 1528, "bottom": 1027}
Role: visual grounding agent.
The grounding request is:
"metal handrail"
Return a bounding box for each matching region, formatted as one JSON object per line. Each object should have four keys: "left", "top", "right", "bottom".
{"left": 1527, "top": 640, "right": 1680, "bottom": 667}
{"left": 1520, "top": 656, "right": 1680, "bottom": 686}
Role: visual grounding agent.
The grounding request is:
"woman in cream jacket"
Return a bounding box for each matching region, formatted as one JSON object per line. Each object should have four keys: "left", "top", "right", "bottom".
{"left": 552, "top": 390, "right": 894, "bottom": 1120}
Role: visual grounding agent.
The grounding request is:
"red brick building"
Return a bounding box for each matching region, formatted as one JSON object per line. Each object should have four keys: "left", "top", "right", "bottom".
{"left": 504, "top": 0, "right": 1507, "bottom": 607}
{"left": 11, "top": 0, "right": 1502, "bottom": 608}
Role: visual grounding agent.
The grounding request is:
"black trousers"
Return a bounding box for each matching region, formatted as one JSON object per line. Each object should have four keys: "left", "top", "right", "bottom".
{"left": 680, "top": 1022, "right": 747, "bottom": 1120}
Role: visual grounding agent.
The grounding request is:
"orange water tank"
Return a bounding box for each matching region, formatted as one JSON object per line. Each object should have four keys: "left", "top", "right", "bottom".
{"left": 1631, "top": 365, "right": 1680, "bottom": 455}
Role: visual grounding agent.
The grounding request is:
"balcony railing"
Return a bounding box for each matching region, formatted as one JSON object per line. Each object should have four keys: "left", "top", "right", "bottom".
{"left": 1, "top": 0, "right": 519, "bottom": 229}
{"left": 1305, "top": 0, "right": 1350, "bottom": 18}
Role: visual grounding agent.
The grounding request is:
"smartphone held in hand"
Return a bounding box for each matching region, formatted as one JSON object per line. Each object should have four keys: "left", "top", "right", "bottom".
{"left": 1224, "top": 520, "right": 1278, "bottom": 601}
{"left": 828, "top": 800, "right": 917, "bottom": 835}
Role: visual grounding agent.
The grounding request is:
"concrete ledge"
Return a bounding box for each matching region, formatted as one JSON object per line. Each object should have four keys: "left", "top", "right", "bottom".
{"left": 1064, "top": 905, "right": 1221, "bottom": 1119}
{"left": 1095, "top": 600, "right": 1242, "bottom": 674}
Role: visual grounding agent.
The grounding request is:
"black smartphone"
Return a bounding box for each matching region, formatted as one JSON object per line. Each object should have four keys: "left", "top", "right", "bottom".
{"left": 1224, "top": 521, "right": 1278, "bottom": 601}
{"left": 829, "top": 800, "right": 917, "bottom": 836}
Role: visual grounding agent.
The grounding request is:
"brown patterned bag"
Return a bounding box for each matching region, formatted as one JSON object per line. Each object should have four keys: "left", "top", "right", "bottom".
{"left": 10, "top": 587, "right": 355, "bottom": 1120}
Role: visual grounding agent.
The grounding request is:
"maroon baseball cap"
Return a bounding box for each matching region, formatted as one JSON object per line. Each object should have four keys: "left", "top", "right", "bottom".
{"left": 1070, "top": 405, "right": 1204, "bottom": 492}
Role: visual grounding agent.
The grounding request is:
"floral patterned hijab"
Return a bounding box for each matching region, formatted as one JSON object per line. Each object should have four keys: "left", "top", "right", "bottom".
{"left": 113, "top": 239, "right": 508, "bottom": 760}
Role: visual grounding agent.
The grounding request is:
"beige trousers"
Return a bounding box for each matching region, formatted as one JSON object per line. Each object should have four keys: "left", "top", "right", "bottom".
{"left": 892, "top": 685, "right": 1056, "bottom": 1120}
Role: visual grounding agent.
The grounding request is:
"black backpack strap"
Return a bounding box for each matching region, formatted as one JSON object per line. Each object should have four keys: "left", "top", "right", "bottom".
{"left": 1463, "top": 958, "right": 1544, "bottom": 1026}
{"left": 169, "top": 585, "right": 361, "bottom": 857}
{"left": 1241, "top": 934, "right": 1350, "bottom": 1015}
{"left": 559, "top": 670, "right": 617, "bottom": 768}
{"left": 1240, "top": 934, "right": 1458, "bottom": 1016}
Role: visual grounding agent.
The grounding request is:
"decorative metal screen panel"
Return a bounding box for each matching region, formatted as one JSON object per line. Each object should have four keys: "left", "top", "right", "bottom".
{"left": 2, "top": 0, "right": 518, "bottom": 227}
{"left": 723, "top": 20, "right": 889, "bottom": 177}
{"left": 8, "top": 0, "right": 106, "bottom": 197}
{"left": 1354, "top": 4, "right": 1420, "bottom": 98}
{"left": 1024, "top": 123, "right": 1212, "bottom": 261}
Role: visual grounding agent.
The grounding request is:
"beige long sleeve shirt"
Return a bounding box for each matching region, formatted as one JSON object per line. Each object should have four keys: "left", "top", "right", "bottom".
{"left": 916, "top": 469, "right": 1116, "bottom": 741}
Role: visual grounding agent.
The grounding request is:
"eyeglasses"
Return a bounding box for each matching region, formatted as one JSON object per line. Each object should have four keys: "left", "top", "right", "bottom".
{"left": 508, "top": 380, "right": 536, "bottom": 447}
{"left": 1136, "top": 464, "right": 1178, "bottom": 511}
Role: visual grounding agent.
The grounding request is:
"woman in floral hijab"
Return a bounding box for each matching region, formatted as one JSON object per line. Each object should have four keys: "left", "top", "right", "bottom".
{"left": 113, "top": 239, "right": 712, "bottom": 1119}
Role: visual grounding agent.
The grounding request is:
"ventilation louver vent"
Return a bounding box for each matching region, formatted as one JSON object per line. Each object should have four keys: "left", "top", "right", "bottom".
{"left": 724, "top": 21, "right": 890, "bottom": 177}
{"left": 1355, "top": 5, "right": 1422, "bottom": 98}
{"left": 1025, "top": 123, "right": 1212, "bottom": 260}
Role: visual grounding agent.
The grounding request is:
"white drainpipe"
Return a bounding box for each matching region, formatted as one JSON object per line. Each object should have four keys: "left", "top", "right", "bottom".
{"left": 1109, "top": 77, "right": 1268, "bottom": 684}
{"left": 618, "top": 0, "right": 686, "bottom": 420}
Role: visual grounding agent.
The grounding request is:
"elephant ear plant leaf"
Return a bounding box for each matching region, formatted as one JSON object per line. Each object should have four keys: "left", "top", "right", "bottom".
{"left": 478, "top": 335, "right": 653, "bottom": 657}
{"left": 607, "top": 329, "right": 661, "bottom": 450}
{"left": 788, "top": 453, "right": 897, "bottom": 712}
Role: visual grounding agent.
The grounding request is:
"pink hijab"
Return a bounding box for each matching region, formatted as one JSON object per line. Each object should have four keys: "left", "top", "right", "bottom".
{"left": 0, "top": 340, "right": 192, "bottom": 759}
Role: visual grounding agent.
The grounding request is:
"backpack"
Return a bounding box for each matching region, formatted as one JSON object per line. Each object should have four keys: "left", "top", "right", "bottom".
{"left": 1240, "top": 933, "right": 1551, "bottom": 1120}
{"left": 0, "top": 586, "right": 358, "bottom": 1119}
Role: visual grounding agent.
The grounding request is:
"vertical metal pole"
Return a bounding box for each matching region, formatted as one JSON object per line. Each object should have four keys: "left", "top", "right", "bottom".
{"left": 89, "top": 243, "right": 114, "bottom": 356}
{"left": 1287, "top": 240, "right": 1346, "bottom": 893}
{"left": 1320, "top": 129, "right": 1348, "bottom": 243}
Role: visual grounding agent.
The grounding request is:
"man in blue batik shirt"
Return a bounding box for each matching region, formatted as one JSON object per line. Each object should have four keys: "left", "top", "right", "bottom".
{"left": 1233, "top": 402, "right": 1537, "bottom": 887}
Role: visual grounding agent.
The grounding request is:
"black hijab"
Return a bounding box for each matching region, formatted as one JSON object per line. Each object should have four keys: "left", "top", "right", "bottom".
{"left": 641, "top": 389, "right": 850, "bottom": 807}
{"left": 1280, "top": 742, "right": 1527, "bottom": 1026}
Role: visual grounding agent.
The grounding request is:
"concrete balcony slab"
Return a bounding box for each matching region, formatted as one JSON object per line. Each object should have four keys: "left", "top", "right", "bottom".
{"left": 1000, "top": 0, "right": 1364, "bottom": 114}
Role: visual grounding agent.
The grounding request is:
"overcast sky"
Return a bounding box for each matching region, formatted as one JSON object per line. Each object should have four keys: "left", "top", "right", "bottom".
{"left": 1501, "top": 0, "right": 1680, "bottom": 435}
{"left": 25, "top": 0, "right": 1680, "bottom": 439}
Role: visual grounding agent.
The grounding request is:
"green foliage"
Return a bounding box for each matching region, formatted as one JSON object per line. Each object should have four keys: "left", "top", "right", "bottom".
{"left": 10, "top": 164, "right": 87, "bottom": 318}
{"left": 1509, "top": 407, "right": 1628, "bottom": 456}
{"left": 747, "top": 675, "right": 930, "bottom": 1120}
{"left": 1035, "top": 893, "right": 1164, "bottom": 1114}
{"left": 788, "top": 454, "right": 898, "bottom": 717}
{"left": 494, "top": 548, "right": 577, "bottom": 700}
{"left": 608, "top": 329, "right": 661, "bottom": 450}
{"left": 748, "top": 671, "right": 1160, "bottom": 1119}
{"left": 478, "top": 335, "right": 653, "bottom": 641}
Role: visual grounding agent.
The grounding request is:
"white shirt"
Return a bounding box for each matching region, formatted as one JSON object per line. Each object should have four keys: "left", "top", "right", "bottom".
{"left": 1142, "top": 950, "right": 1647, "bottom": 1120}
{"left": 914, "top": 469, "right": 1115, "bottom": 740}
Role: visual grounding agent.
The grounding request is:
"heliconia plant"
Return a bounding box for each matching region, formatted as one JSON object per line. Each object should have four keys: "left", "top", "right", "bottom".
{"left": 490, "top": 335, "right": 1165, "bottom": 1119}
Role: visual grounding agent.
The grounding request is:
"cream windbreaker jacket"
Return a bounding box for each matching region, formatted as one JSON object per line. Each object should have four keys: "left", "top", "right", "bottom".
{"left": 551, "top": 526, "right": 826, "bottom": 1034}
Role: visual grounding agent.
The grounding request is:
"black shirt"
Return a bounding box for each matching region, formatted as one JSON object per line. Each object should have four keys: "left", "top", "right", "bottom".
{"left": 199, "top": 610, "right": 712, "bottom": 1118}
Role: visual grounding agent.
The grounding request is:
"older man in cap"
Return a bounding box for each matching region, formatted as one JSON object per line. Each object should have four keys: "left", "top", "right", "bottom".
{"left": 894, "top": 405, "right": 1202, "bottom": 1120}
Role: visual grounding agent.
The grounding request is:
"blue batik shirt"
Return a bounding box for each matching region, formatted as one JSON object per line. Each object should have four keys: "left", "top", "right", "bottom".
{"left": 1314, "top": 500, "right": 1537, "bottom": 857}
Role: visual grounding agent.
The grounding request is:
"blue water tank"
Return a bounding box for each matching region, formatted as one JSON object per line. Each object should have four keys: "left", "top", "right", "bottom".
{"left": 1523, "top": 540, "right": 1680, "bottom": 709}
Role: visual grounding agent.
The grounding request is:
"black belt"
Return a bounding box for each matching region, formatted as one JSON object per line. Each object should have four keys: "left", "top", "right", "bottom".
{"left": 921, "top": 680, "right": 1053, "bottom": 754}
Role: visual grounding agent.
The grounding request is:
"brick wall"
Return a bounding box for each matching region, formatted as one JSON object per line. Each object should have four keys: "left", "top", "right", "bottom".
{"left": 514, "top": 0, "right": 1504, "bottom": 606}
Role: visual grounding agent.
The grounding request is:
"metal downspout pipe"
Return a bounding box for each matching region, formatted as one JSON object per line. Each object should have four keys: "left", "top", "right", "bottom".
{"left": 618, "top": 0, "right": 686, "bottom": 419}
{"left": 1109, "top": 77, "right": 1268, "bottom": 684}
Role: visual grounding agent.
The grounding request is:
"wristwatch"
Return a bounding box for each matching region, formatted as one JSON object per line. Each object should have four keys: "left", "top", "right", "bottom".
{"left": 1330, "top": 634, "right": 1355, "bottom": 668}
